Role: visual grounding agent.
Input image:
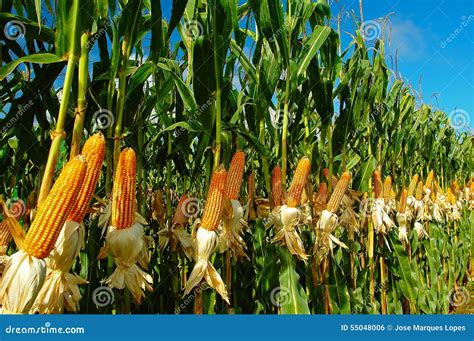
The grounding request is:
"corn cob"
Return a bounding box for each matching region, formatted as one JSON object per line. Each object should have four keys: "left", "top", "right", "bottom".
{"left": 398, "top": 189, "right": 408, "bottom": 213}
{"left": 327, "top": 172, "right": 351, "bottom": 213}
{"left": 383, "top": 176, "right": 392, "bottom": 202}
{"left": 323, "top": 168, "right": 338, "bottom": 189}
{"left": 225, "top": 150, "right": 245, "bottom": 200}
{"left": 286, "top": 157, "right": 311, "bottom": 208}
{"left": 248, "top": 173, "right": 255, "bottom": 202}
{"left": 0, "top": 221, "right": 11, "bottom": 252}
{"left": 446, "top": 188, "right": 456, "bottom": 205}
{"left": 415, "top": 181, "right": 424, "bottom": 200}
{"left": 450, "top": 180, "right": 458, "bottom": 194}
{"left": 67, "top": 133, "right": 105, "bottom": 223}
{"left": 425, "top": 170, "right": 434, "bottom": 189}
{"left": 408, "top": 174, "right": 419, "bottom": 197}
{"left": 152, "top": 189, "right": 165, "bottom": 225}
{"left": 173, "top": 194, "right": 189, "bottom": 226}
{"left": 373, "top": 170, "right": 382, "bottom": 198}
{"left": 201, "top": 165, "right": 227, "bottom": 231}
{"left": 23, "top": 156, "right": 87, "bottom": 259}
{"left": 314, "top": 182, "right": 328, "bottom": 211}
{"left": 271, "top": 165, "right": 283, "bottom": 207}
{"left": 111, "top": 148, "right": 137, "bottom": 229}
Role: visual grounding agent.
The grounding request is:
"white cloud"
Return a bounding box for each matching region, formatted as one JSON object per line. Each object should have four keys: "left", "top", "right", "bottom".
{"left": 387, "top": 18, "right": 427, "bottom": 61}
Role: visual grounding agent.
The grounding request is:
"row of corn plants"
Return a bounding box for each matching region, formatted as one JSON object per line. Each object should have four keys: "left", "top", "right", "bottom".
{"left": 0, "top": 0, "right": 472, "bottom": 314}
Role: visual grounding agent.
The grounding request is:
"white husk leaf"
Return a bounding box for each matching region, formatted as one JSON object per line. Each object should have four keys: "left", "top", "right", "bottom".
{"left": 105, "top": 222, "right": 153, "bottom": 303}
{"left": 219, "top": 200, "right": 248, "bottom": 260}
{"left": 184, "top": 228, "right": 229, "bottom": 304}
{"left": 271, "top": 205, "right": 308, "bottom": 261}
{"left": 0, "top": 250, "right": 46, "bottom": 314}
{"left": 32, "top": 221, "right": 87, "bottom": 314}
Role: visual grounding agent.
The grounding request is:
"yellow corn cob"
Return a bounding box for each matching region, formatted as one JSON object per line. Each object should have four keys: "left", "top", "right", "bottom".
{"left": 173, "top": 194, "right": 189, "bottom": 226}
{"left": 450, "top": 180, "right": 458, "bottom": 194}
{"left": 425, "top": 170, "right": 434, "bottom": 189}
{"left": 0, "top": 221, "right": 11, "bottom": 251}
{"left": 271, "top": 165, "right": 283, "bottom": 207}
{"left": 398, "top": 189, "right": 408, "bottom": 213}
{"left": 327, "top": 172, "right": 351, "bottom": 213}
{"left": 314, "top": 182, "right": 328, "bottom": 211}
{"left": 415, "top": 181, "right": 424, "bottom": 200}
{"left": 201, "top": 165, "right": 227, "bottom": 231}
{"left": 111, "top": 148, "right": 137, "bottom": 229}
{"left": 373, "top": 170, "right": 382, "bottom": 198}
{"left": 407, "top": 174, "right": 419, "bottom": 197}
{"left": 446, "top": 188, "right": 456, "bottom": 205}
{"left": 286, "top": 157, "right": 311, "bottom": 208}
{"left": 67, "top": 133, "right": 105, "bottom": 223}
{"left": 23, "top": 156, "right": 87, "bottom": 259}
{"left": 323, "top": 168, "right": 338, "bottom": 189}
{"left": 248, "top": 173, "right": 255, "bottom": 202}
{"left": 225, "top": 150, "right": 245, "bottom": 200}
{"left": 383, "top": 176, "right": 392, "bottom": 202}
{"left": 152, "top": 189, "right": 165, "bottom": 224}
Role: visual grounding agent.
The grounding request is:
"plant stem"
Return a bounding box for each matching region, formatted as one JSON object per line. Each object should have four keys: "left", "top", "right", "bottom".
{"left": 37, "top": 54, "right": 77, "bottom": 206}
{"left": 70, "top": 33, "right": 90, "bottom": 158}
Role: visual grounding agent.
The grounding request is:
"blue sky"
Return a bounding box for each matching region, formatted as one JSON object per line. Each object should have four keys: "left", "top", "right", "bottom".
{"left": 158, "top": 0, "right": 474, "bottom": 130}
{"left": 332, "top": 0, "right": 474, "bottom": 130}
{"left": 35, "top": 0, "right": 473, "bottom": 131}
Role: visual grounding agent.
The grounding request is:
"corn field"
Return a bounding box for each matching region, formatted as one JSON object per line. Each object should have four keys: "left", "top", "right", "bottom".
{"left": 0, "top": 0, "right": 473, "bottom": 315}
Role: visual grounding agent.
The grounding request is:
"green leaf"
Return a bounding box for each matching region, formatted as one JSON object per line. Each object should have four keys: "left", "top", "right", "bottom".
{"left": 297, "top": 26, "right": 331, "bottom": 77}
{"left": 0, "top": 53, "right": 64, "bottom": 81}
{"left": 278, "top": 249, "right": 310, "bottom": 314}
